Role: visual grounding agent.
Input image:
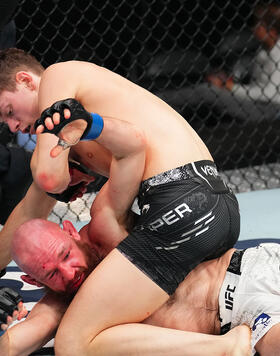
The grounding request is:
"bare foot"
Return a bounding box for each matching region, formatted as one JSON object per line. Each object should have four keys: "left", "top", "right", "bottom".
{"left": 225, "top": 325, "right": 251, "bottom": 356}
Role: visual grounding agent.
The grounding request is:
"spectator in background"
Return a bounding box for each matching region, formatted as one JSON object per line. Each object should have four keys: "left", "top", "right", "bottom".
{"left": 159, "top": 2, "right": 280, "bottom": 125}
{"left": 208, "top": 2, "right": 280, "bottom": 104}
{"left": 0, "top": 0, "right": 33, "bottom": 226}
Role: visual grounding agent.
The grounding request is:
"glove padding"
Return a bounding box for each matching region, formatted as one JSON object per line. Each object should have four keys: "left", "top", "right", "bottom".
{"left": 0, "top": 269, "right": 6, "bottom": 278}
{"left": 0, "top": 287, "right": 23, "bottom": 325}
{"left": 33, "top": 98, "right": 92, "bottom": 139}
{"left": 46, "top": 161, "right": 97, "bottom": 203}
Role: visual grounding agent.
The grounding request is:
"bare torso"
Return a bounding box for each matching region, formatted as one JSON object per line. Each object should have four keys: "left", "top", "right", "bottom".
{"left": 143, "top": 249, "right": 235, "bottom": 335}
{"left": 42, "top": 61, "right": 213, "bottom": 179}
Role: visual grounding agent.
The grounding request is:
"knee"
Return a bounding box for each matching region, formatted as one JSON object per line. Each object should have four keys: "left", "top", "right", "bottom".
{"left": 54, "top": 327, "right": 84, "bottom": 356}
{"left": 54, "top": 325, "right": 106, "bottom": 356}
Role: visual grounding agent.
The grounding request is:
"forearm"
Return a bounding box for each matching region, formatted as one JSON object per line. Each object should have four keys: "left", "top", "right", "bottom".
{"left": 0, "top": 182, "right": 56, "bottom": 269}
{"left": 0, "top": 292, "right": 68, "bottom": 356}
{"left": 31, "top": 135, "right": 71, "bottom": 193}
{"left": 96, "top": 116, "right": 146, "bottom": 162}
{"left": 96, "top": 117, "right": 146, "bottom": 214}
{"left": 3, "top": 315, "right": 56, "bottom": 356}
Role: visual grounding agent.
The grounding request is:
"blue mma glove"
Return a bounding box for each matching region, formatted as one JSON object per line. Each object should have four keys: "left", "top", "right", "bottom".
{"left": 34, "top": 98, "right": 104, "bottom": 140}
{"left": 0, "top": 287, "right": 23, "bottom": 326}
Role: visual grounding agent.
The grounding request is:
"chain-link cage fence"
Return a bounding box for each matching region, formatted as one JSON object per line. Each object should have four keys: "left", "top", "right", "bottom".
{"left": 3, "top": 0, "right": 280, "bottom": 222}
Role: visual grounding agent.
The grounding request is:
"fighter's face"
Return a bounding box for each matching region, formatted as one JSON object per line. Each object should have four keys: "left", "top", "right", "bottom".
{"left": 31, "top": 233, "right": 91, "bottom": 294}
{"left": 0, "top": 85, "right": 38, "bottom": 134}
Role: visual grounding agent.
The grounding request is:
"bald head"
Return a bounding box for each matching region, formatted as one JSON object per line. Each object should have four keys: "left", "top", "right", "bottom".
{"left": 11, "top": 219, "right": 99, "bottom": 293}
{"left": 12, "top": 219, "right": 64, "bottom": 274}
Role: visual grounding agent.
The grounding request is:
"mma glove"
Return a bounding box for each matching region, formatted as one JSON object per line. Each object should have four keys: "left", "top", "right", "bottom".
{"left": 0, "top": 287, "right": 23, "bottom": 327}
{"left": 46, "top": 161, "right": 98, "bottom": 203}
{"left": 34, "top": 98, "right": 96, "bottom": 139}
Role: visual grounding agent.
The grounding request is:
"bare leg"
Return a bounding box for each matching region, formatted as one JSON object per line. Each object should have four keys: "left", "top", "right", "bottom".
{"left": 55, "top": 251, "right": 251, "bottom": 356}
{"left": 86, "top": 324, "right": 251, "bottom": 356}
{"left": 255, "top": 323, "right": 280, "bottom": 356}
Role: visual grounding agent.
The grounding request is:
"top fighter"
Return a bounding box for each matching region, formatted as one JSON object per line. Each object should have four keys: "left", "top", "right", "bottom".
{"left": 0, "top": 48, "right": 240, "bottom": 355}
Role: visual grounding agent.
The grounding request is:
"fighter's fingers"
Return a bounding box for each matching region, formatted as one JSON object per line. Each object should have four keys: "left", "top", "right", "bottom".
{"left": 50, "top": 145, "right": 65, "bottom": 158}
{"left": 17, "top": 305, "right": 28, "bottom": 321}
{"left": 12, "top": 309, "right": 19, "bottom": 321}
{"left": 64, "top": 108, "right": 71, "bottom": 119}
{"left": 52, "top": 112, "right": 61, "bottom": 125}
{"left": 35, "top": 124, "right": 45, "bottom": 134}
{"left": 17, "top": 301, "right": 24, "bottom": 312}
{"left": 44, "top": 117, "right": 54, "bottom": 130}
{"left": 1, "top": 322, "right": 8, "bottom": 331}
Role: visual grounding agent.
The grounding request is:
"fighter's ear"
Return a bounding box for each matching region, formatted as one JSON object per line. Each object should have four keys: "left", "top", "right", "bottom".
{"left": 21, "top": 274, "right": 43, "bottom": 287}
{"left": 15, "top": 71, "right": 35, "bottom": 89}
{"left": 62, "top": 220, "right": 81, "bottom": 241}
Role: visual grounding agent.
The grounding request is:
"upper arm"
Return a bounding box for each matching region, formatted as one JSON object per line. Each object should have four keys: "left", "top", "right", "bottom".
{"left": 0, "top": 182, "right": 56, "bottom": 269}
{"left": 94, "top": 116, "right": 146, "bottom": 216}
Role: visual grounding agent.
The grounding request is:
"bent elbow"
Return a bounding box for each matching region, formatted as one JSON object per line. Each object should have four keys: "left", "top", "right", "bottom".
{"left": 33, "top": 170, "right": 70, "bottom": 194}
{"left": 132, "top": 127, "right": 147, "bottom": 154}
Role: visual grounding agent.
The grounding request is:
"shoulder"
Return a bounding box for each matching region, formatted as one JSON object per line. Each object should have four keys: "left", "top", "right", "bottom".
{"left": 45, "top": 60, "right": 99, "bottom": 76}
{"left": 42, "top": 61, "right": 79, "bottom": 78}
{"left": 41, "top": 60, "right": 100, "bottom": 85}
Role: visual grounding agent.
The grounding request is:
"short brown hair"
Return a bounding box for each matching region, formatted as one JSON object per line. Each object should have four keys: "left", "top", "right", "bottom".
{"left": 0, "top": 48, "right": 44, "bottom": 93}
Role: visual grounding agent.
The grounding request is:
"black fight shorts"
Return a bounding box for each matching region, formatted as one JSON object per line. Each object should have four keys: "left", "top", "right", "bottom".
{"left": 117, "top": 160, "right": 240, "bottom": 295}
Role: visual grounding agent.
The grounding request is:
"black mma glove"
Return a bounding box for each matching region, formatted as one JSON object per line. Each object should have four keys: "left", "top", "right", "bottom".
{"left": 33, "top": 98, "right": 93, "bottom": 139}
{"left": 0, "top": 287, "right": 23, "bottom": 327}
{"left": 46, "top": 161, "right": 97, "bottom": 203}
{"left": 0, "top": 269, "right": 6, "bottom": 278}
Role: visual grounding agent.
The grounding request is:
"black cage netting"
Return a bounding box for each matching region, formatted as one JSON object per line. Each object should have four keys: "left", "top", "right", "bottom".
{"left": 2, "top": 0, "right": 280, "bottom": 221}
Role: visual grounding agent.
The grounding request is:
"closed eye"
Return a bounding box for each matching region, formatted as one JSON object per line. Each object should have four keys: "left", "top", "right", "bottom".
{"left": 64, "top": 251, "right": 70, "bottom": 260}
{"left": 7, "top": 106, "right": 13, "bottom": 117}
{"left": 49, "top": 269, "right": 57, "bottom": 279}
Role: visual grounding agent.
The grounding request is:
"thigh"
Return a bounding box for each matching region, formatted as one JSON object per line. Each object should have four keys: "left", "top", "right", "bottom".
{"left": 255, "top": 323, "right": 280, "bottom": 356}
{"left": 56, "top": 249, "right": 169, "bottom": 347}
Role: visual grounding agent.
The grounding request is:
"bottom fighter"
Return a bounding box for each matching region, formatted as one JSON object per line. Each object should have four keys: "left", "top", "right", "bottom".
{"left": 2, "top": 218, "right": 280, "bottom": 356}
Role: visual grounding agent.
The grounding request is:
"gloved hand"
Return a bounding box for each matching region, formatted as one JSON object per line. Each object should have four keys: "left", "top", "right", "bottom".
{"left": 0, "top": 286, "right": 26, "bottom": 330}
{"left": 0, "top": 269, "right": 6, "bottom": 278}
{"left": 34, "top": 98, "right": 94, "bottom": 139}
{"left": 46, "top": 161, "right": 97, "bottom": 202}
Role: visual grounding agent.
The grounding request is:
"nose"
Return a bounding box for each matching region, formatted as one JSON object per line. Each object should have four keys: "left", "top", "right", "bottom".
{"left": 7, "top": 118, "right": 20, "bottom": 133}
{"left": 58, "top": 262, "right": 75, "bottom": 282}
